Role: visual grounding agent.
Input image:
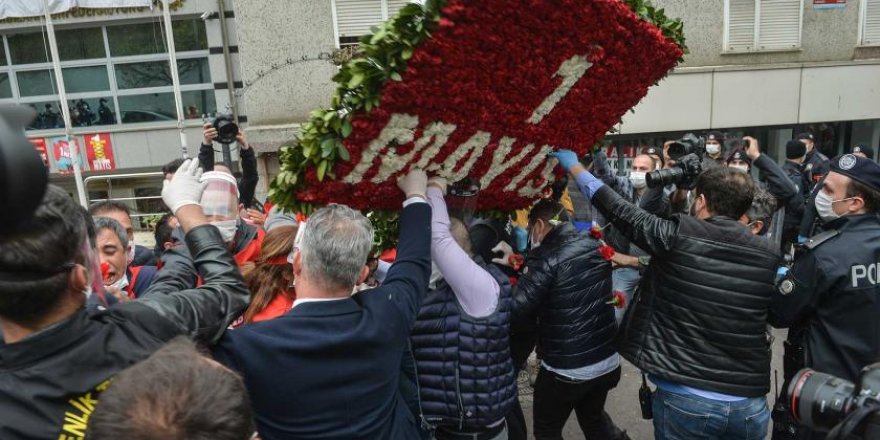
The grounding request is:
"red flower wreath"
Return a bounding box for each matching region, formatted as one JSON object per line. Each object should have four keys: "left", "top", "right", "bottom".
{"left": 272, "top": 0, "right": 684, "bottom": 213}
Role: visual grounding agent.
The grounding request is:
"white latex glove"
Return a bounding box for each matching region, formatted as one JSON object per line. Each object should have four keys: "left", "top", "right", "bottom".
{"left": 397, "top": 168, "right": 428, "bottom": 199}
{"left": 162, "top": 158, "right": 207, "bottom": 214}
{"left": 491, "top": 241, "right": 515, "bottom": 267}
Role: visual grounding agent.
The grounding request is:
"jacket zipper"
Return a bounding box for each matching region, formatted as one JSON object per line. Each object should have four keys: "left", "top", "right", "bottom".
{"left": 409, "top": 340, "right": 432, "bottom": 433}
{"left": 455, "top": 361, "right": 465, "bottom": 430}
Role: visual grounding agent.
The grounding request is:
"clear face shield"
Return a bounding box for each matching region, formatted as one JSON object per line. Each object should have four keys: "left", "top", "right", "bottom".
{"left": 200, "top": 171, "right": 240, "bottom": 242}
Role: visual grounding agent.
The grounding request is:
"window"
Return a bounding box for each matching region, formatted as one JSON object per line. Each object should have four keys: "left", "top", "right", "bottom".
{"left": 860, "top": 0, "right": 880, "bottom": 46}
{"left": 724, "top": 0, "right": 804, "bottom": 52}
{"left": 0, "top": 19, "right": 215, "bottom": 130}
{"left": 0, "top": 74, "right": 11, "bottom": 98}
{"left": 333, "top": 0, "right": 421, "bottom": 45}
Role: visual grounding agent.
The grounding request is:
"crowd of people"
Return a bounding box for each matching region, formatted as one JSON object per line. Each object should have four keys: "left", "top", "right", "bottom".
{"left": 0, "top": 124, "right": 878, "bottom": 440}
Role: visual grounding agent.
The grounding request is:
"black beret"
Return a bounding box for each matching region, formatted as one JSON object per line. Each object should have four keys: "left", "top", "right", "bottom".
{"left": 726, "top": 149, "right": 752, "bottom": 165}
{"left": 852, "top": 144, "right": 875, "bottom": 159}
{"left": 786, "top": 140, "right": 807, "bottom": 159}
{"left": 707, "top": 131, "right": 724, "bottom": 143}
{"left": 830, "top": 154, "right": 880, "bottom": 192}
{"left": 796, "top": 132, "right": 815, "bottom": 142}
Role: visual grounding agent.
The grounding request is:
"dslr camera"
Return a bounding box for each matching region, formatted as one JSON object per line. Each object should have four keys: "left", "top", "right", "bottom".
{"left": 0, "top": 105, "right": 48, "bottom": 230}
{"left": 212, "top": 113, "right": 239, "bottom": 145}
{"left": 646, "top": 133, "right": 704, "bottom": 190}
{"left": 787, "top": 363, "right": 880, "bottom": 438}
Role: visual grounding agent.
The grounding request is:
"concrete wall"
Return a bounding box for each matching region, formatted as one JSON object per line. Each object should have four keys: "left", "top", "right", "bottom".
{"left": 233, "top": 0, "right": 338, "bottom": 151}
{"left": 654, "top": 0, "right": 880, "bottom": 67}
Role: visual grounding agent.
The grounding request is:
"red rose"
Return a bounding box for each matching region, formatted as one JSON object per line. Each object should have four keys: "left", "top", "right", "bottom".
{"left": 589, "top": 224, "right": 603, "bottom": 240}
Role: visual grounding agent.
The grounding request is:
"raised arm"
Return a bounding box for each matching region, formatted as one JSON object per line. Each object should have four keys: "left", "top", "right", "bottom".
{"left": 426, "top": 180, "right": 499, "bottom": 318}
{"left": 745, "top": 137, "right": 798, "bottom": 204}
{"left": 237, "top": 129, "right": 259, "bottom": 208}
{"left": 592, "top": 148, "right": 631, "bottom": 197}
{"left": 138, "top": 159, "right": 249, "bottom": 343}
{"left": 373, "top": 169, "right": 432, "bottom": 325}
{"left": 551, "top": 150, "right": 679, "bottom": 256}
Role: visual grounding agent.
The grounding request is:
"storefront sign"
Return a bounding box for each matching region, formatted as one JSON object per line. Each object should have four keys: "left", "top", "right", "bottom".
{"left": 28, "top": 138, "right": 51, "bottom": 169}
{"left": 85, "top": 133, "right": 116, "bottom": 171}
{"left": 814, "top": 0, "right": 846, "bottom": 9}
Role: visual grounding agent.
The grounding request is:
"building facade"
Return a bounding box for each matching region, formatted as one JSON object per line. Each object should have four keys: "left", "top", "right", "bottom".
{"left": 0, "top": 0, "right": 246, "bottom": 225}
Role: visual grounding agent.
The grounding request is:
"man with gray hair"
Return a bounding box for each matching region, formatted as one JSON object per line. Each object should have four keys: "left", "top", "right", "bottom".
{"left": 93, "top": 217, "right": 157, "bottom": 300}
{"left": 212, "top": 169, "right": 432, "bottom": 440}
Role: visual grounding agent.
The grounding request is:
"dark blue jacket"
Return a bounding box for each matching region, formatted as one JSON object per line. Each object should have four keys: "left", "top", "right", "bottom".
{"left": 410, "top": 258, "right": 517, "bottom": 429}
{"left": 212, "top": 203, "right": 431, "bottom": 440}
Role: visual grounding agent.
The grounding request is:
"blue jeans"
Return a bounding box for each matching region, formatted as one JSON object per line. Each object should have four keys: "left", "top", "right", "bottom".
{"left": 652, "top": 387, "right": 770, "bottom": 440}
{"left": 611, "top": 267, "right": 640, "bottom": 323}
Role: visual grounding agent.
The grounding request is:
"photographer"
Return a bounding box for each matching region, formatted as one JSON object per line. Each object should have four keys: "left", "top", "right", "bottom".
{"left": 201, "top": 121, "right": 259, "bottom": 208}
{"left": 553, "top": 149, "right": 781, "bottom": 439}
{"left": 0, "top": 159, "right": 250, "bottom": 439}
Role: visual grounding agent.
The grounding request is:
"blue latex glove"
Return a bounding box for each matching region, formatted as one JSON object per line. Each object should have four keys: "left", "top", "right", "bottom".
{"left": 549, "top": 150, "right": 579, "bottom": 171}
{"left": 797, "top": 235, "right": 808, "bottom": 244}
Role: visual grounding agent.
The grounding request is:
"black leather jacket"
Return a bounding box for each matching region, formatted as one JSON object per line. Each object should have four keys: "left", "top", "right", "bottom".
{"left": 512, "top": 223, "right": 616, "bottom": 369}
{"left": 593, "top": 186, "right": 780, "bottom": 397}
{"left": 0, "top": 225, "right": 249, "bottom": 440}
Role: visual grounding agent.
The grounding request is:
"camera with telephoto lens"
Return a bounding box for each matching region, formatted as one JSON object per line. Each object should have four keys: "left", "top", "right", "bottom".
{"left": 646, "top": 133, "right": 705, "bottom": 190}
{"left": 212, "top": 113, "right": 239, "bottom": 145}
{"left": 787, "top": 363, "right": 880, "bottom": 438}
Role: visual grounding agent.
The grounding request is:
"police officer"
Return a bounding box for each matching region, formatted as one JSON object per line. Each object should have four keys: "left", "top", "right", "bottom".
{"left": 770, "top": 154, "right": 880, "bottom": 438}
{"left": 796, "top": 132, "right": 830, "bottom": 190}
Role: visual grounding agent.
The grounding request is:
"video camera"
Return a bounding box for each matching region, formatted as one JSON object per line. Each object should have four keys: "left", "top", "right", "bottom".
{"left": 212, "top": 113, "right": 239, "bottom": 145}
{"left": 646, "top": 133, "right": 704, "bottom": 190}
{"left": 0, "top": 105, "right": 48, "bottom": 231}
{"left": 787, "top": 363, "right": 880, "bottom": 439}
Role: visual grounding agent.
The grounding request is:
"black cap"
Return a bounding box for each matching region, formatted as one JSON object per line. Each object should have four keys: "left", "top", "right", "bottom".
{"left": 643, "top": 146, "right": 659, "bottom": 156}
{"left": 726, "top": 149, "right": 752, "bottom": 165}
{"left": 707, "top": 131, "right": 724, "bottom": 143}
{"left": 852, "top": 144, "right": 874, "bottom": 159}
{"left": 830, "top": 154, "right": 880, "bottom": 192}
{"left": 786, "top": 140, "right": 807, "bottom": 159}
{"left": 796, "top": 132, "right": 815, "bottom": 142}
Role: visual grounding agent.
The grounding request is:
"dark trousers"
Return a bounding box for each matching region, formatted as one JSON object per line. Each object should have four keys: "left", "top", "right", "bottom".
{"left": 533, "top": 365, "right": 622, "bottom": 440}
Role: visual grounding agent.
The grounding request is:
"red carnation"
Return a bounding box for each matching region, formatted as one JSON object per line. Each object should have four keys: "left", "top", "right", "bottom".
{"left": 607, "top": 291, "right": 627, "bottom": 309}
{"left": 589, "top": 224, "right": 603, "bottom": 240}
{"left": 508, "top": 254, "right": 524, "bottom": 271}
{"left": 599, "top": 243, "right": 616, "bottom": 261}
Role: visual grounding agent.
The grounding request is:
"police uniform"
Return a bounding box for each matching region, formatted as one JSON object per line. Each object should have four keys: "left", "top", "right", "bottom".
{"left": 770, "top": 154, "right": 880, "bottom": 385}
{"left": 798, "top": 133, "right": 830, "bottom": 188}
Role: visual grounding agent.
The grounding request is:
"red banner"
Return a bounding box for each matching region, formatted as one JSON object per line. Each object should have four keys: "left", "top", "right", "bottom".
{"left": 814, "top": 0, "right": 846, "bottom": 9}
{"left": 84, "top": 133, "right": 116, "bottom": 171}
{"left": 28, "top": 138, "right": 50, "bottom": 168}
{"left": 49, "top": 136, "right": 88, "bottom": 175}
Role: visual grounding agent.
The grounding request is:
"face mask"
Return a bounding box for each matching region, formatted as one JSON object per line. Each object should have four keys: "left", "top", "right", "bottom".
{"left": 706, "top": 144, "right": 721, "bottom": 155}
{"left": 108, "top": 273, "right": 129, "bottom": 290}
{"left": 529, "top": 228, "right": 541, "bottom": 250}
{"left": 629, "top": 171, "right": 647, "bottom": 189}
{"left": 730, "top": 164, "right": 750, "bottom": 174}
{"left": 815, "top": 192, "right": 857, "bottom": 223}
{"left": 211, "top": 219, "right": 238, "bottom": 243}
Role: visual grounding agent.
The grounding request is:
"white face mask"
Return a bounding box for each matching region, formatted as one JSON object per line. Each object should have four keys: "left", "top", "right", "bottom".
{"left": 815, "top": 191, "right": 857, "bottom": 223}
{"left": 730, "top": 164, "right": 750, "bottom": 174}
{"left": 429, "top": 262, "right": 444, "bottom": 289}
{"left": 629, "top": 171, "right": 647, "bottom": 189}
{"left": 108, "top": 273, "right": 129, "bottom": 290}
{"left": 706, "top": 144, "right": 721, "bottom": 155}
{"left": 210, "top": 220, "right": 238, "bottom": 243}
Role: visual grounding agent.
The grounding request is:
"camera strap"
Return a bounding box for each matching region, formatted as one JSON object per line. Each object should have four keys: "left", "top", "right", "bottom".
{"left": 825, "top": 401, "right": 880, "bottom": 440}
